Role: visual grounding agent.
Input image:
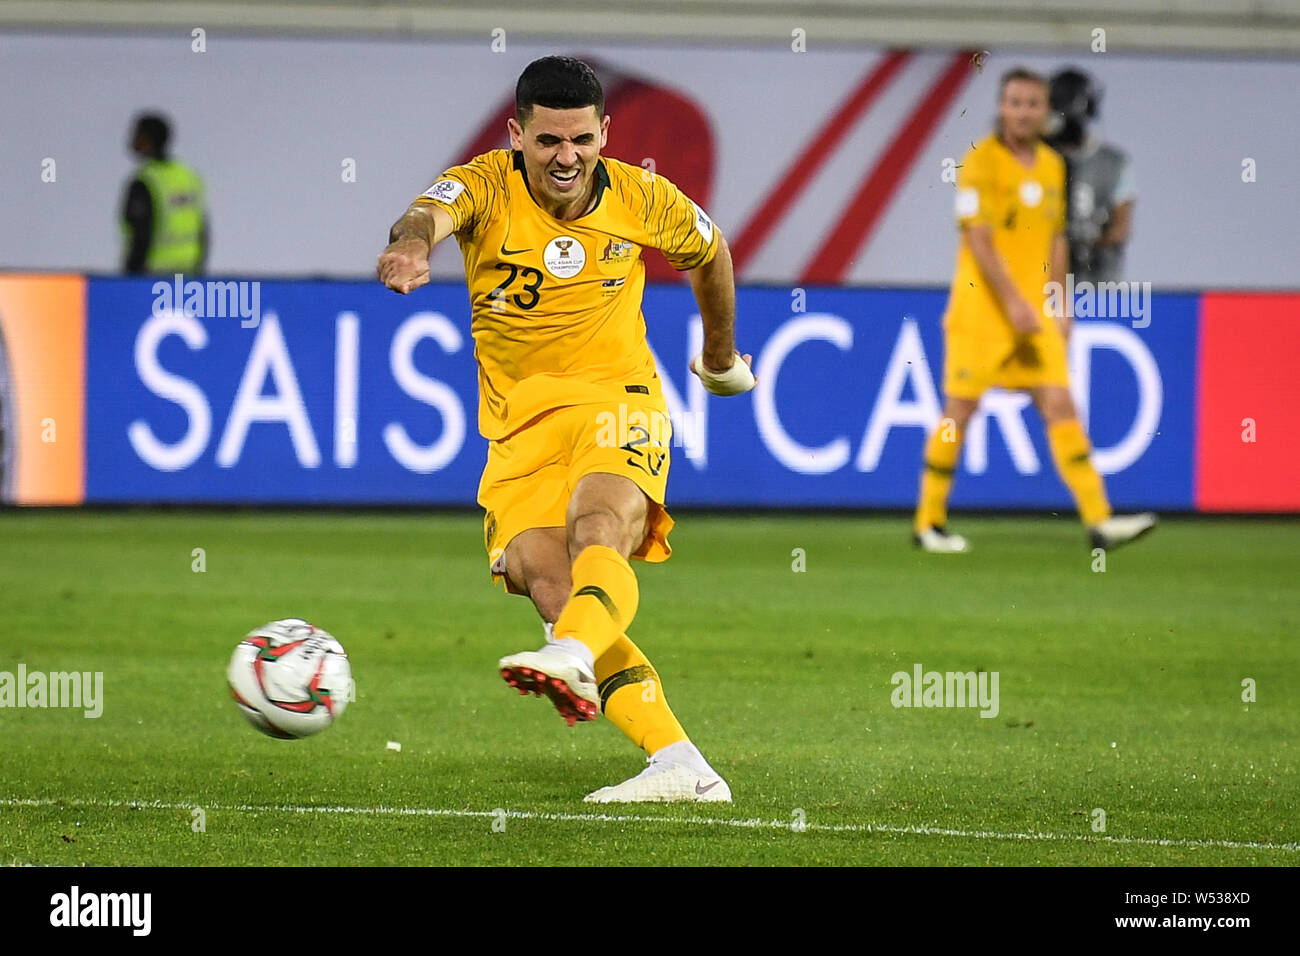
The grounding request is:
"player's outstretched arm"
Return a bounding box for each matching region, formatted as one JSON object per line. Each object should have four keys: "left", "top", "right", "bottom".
{"left": 686, "top": 234, "right": 755, "bottom": 395}
{"left": 378, "top": 203, "right": 455, "bottom": 294}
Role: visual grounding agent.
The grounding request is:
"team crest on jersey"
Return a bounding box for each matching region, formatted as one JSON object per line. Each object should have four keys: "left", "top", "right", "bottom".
{"left": 543, "top": 236, "right": 586, "bottom": 278}
{"left": 599, "top": 239, "right": 636, "bottom": 263}
{"left": 1018, "top": 180, "right": 1043, "bottom": 208}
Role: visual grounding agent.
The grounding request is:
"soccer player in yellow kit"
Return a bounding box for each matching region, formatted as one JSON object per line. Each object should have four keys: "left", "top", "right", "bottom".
{"left": 378, "top": 56, "right": 754, "bottom": 802}
{"left": 913, "top": 68, "right": 1156, "bottom": 554}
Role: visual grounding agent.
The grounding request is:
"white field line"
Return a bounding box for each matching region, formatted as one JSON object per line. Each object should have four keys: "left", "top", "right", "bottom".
{"left": 4, "top": 796, "right": 1298, "bottom": 853}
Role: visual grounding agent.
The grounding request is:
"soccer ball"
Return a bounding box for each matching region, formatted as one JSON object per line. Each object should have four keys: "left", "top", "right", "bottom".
{"left": 227, "top": 618, "right": 353, "bottom": 739}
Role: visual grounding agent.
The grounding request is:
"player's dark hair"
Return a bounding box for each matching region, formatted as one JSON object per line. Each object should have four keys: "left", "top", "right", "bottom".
{"left": 515, "top": 56, "right": 604, "bottom": 125}
{"left": 999, "top": 67, "right": 1047, "bottom": 97}
{"left": 132, "top": 112, "right": 171, "bottom": 156}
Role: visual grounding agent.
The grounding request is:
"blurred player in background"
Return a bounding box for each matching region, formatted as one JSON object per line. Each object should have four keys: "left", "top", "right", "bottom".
{"left": 121, "top": 113, "right": 208, "bottom": 275}
{"left": 913, "top": 68, "right": 1156, "bottom": 553}
{"left": 1046, "top": 68, "right": 1135, "bottom": 283}
{"left": 378, "top": 56, "right": 754, "bottom": 803}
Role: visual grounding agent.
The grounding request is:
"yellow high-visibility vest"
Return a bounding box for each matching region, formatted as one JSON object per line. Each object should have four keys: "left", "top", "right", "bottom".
{"left": 124, "top": 159, "right": 205, "bottom": 272}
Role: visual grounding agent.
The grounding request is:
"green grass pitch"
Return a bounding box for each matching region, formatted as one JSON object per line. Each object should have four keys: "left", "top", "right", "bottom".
{"left": 1, "top": 510, "right": 1296, "bottom": 866}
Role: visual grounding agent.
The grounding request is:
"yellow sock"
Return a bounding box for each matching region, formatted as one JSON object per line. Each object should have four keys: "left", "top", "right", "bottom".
{"left": 1047, "top": 419, "right": 1112, "bottom": 527}
{"left": 595, "top": 634, "right": 688, "bottom": 755}
{"left": 552, "top": 545, "right": 639, "bottom": 662}
{"left": 914, "top": 421, "right": 963, "bottom": 533}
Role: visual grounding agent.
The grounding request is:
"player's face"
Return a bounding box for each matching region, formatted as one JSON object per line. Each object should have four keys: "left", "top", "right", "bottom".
{"left": 998, "top": 79, "right": 1049, "bottom": 145}
{"left": 509, "top": 106, "right": 609, "bottom": 211}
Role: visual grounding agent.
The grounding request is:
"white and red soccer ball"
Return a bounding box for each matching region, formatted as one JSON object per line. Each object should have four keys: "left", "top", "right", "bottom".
{"left": 228, "top": 618, "right": 352, "bottom": 739}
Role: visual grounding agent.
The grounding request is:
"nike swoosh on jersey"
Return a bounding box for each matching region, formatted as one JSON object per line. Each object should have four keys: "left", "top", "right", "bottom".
{"left": 499, "top": 242, "right": 533, "bottom": 256}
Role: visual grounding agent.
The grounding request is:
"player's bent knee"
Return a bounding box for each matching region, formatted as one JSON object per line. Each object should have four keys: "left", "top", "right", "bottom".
{"left": 567, "top": 475, "right": 649, "bottom": 559}
{"left": 568, "top": 506, "right": 643, "bottom": 559}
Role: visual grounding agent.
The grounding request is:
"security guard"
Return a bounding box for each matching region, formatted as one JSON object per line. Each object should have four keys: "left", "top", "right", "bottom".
{"left": 121, "top": 113, "right": 207, "bottom": 274}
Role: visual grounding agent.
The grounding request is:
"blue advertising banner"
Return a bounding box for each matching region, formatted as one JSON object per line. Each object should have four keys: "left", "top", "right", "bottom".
{"left": 85, "top": 278, "right": 1197, "bottom": 510}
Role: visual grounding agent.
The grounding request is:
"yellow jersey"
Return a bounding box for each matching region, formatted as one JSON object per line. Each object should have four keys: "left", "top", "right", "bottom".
{"left": 946, "top": 134, "right": 1065, "bottom": 332}
{"left": 414, "top": 149, "right": 720, "bottom": 440}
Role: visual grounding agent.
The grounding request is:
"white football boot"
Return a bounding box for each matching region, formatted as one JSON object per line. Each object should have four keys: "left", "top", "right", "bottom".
{"left": 498, "top": 646, "right": 600, "bottom": 727}
{"left": 1089, "top": 512, "right": 1158, "bottom": 550}
{"left": 585, "top": 741, "right": 732, "bottom": 804}
{"left": 913, "top": 525, "right": 970, "bottom": 553}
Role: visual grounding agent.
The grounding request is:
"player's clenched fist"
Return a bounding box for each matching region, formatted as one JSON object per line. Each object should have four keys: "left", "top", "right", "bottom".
{"left": 377, "top": 238, "right": 432, "bottom": 294}
{"left": 689, "top": 351, "right": 757, "bottom": 396}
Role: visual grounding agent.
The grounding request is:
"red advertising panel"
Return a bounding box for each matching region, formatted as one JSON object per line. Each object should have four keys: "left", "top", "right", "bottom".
{"left": 1196, "top": 293, "right": 1300, "bottom": 511}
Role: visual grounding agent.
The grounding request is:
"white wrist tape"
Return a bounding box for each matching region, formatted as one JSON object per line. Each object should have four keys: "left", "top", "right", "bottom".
{"left": 690, "top": 352, "right": 756, "bottom": 396}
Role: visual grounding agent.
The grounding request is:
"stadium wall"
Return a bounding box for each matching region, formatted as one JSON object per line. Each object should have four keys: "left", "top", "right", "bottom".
{"left": 1, "top": 274, "right": 1295, "bottom": 512}
{"left": 2, "top": 33, "right": 1298, "bottom": 288}
{"left": 6, "top": 0, "right": 1300, "bottom": 53}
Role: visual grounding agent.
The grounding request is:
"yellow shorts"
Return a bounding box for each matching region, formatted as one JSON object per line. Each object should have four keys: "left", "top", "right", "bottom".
{"left": 943, "top": 320, "right": 1070, "bottom": 400}
{"left": 477, "top": 400, "right": 675, "bottom": 592}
